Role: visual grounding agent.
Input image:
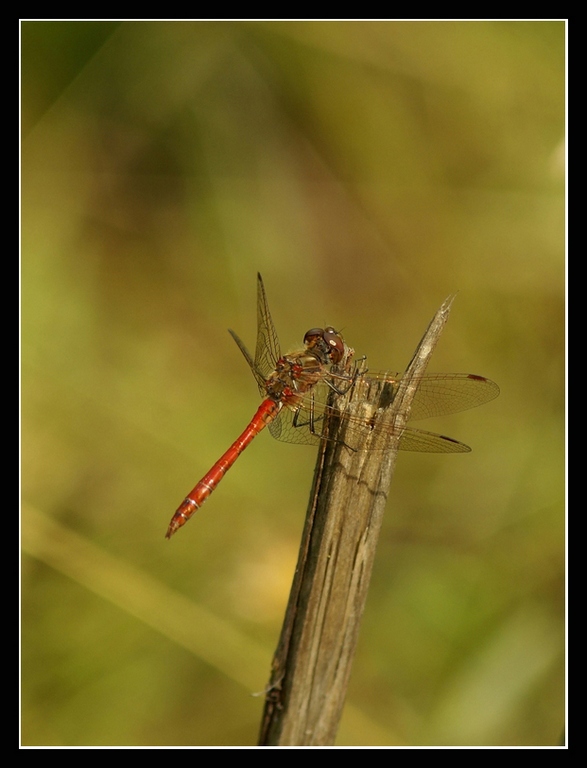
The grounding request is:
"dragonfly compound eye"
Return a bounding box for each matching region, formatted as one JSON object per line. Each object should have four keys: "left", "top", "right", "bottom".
{"left": 303, "top": 328, "right": 326, "bottom": 346}
{"left": 322, "top": 328, "right": 345, "bottom": 364}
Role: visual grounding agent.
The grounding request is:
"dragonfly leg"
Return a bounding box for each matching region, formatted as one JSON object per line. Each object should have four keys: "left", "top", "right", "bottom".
{"left": 291, "top": 396, "right": 323, "bottom": 435}
{"left": 326, "top": 359, "right": 366, "bottom": 395}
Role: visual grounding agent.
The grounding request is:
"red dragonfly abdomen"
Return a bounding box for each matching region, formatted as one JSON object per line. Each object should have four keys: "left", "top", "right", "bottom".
{"left": 166, "top": 398, "right": 282, "bottom": 539}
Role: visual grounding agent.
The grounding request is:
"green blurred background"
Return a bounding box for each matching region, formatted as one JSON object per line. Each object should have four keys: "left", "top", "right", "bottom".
{"left": 21, "top": 21, "right": 565, "bottom": 746}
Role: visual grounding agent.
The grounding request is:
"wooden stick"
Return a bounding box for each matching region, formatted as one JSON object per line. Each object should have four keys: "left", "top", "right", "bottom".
{"left": 258, "top": 295, "right": 456, "bottom": 746}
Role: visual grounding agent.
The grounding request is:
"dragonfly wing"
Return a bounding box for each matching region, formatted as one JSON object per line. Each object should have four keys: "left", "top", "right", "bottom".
{"left": 366, "top": 372, "right": 499, "bottom": 420}
{"left": 229, "top": 329, "right": 266, "bottom": 394}
{"left": 266, "top": 389, "right": 473, "bottom": 452}
{"left": 267, "top": 379, "right": 333, "bottom": 446}
{"left": 255, "top": 273, "right": 282, "bottom": 379}
{"left": 398, "top": 426, "right": 471, "bottom": 453}
{"left": 268, "top": 407, "right": 324, "bottom": 446}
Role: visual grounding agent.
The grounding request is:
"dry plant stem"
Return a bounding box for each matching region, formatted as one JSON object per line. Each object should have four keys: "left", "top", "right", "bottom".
{"left": 258, "top": 295, "right": 456, "bottom": 746}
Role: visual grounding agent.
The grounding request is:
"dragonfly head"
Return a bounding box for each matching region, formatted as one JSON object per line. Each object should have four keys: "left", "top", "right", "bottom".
{"left": 303, "top": 327, "right": 346, "bottom": 365}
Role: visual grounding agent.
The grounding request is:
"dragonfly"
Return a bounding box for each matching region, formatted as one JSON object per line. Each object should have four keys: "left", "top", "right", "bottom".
{"left": 166, "top": 274, "right": 499, "bottom": 538}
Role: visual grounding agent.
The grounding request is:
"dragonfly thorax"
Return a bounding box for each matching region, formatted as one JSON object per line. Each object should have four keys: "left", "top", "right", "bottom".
{"left": 265, "top": 352, "right": 325, "bottom": 404}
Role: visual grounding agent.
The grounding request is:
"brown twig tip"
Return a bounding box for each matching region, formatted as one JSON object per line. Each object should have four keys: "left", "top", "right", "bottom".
{"left": 163, "top": 275, "right": 495, "bottom": 745}
{"left": 258, "top": 294, "right": 487, "bottom": 746}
